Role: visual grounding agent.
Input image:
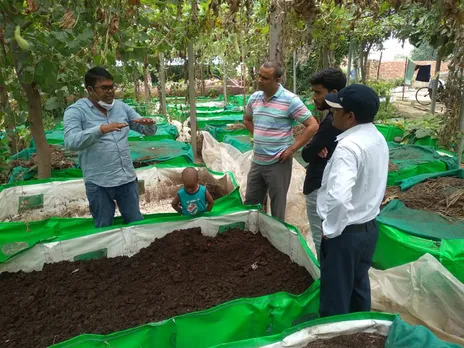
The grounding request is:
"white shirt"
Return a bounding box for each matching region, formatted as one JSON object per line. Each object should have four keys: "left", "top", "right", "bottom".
{"left": 317, "top": 123, "right": 389, "bottom": 238}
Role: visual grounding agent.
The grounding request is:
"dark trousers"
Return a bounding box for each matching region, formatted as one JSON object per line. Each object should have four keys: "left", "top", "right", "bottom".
{"left": 85, "top": 180, "right": 144, "bottom": 228}
{"left": 244, "top": 159, "right": 292, "bottom": 221}
{"left": 319, "top": 219, "right": 379, "bottom": 318}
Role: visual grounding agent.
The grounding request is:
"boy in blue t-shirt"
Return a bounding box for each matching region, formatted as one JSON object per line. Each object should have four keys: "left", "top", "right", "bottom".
{"left": 171, "top": 167, "right": 214, "bottom": 215}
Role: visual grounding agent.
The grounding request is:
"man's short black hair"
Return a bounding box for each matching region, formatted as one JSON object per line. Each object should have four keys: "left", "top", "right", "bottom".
{"left": 262, "top": 61, "right": 283, "bottom": 78}
{"left": 85, "top": 67, "right": 113, "bottom": 88}
{"left": 310, "top": 68, "right": 347, "bottom": 92}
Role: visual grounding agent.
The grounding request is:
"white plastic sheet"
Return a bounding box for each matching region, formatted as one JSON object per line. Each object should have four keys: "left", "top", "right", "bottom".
{"left": 0, "top": 166, "right": 235, "bottom": 222}
{"left": 370, "top": 254, "right": 464, "bottom": 346}
{"left": 260, "top": 319, "right": 392, "bottom": 348}
{"left": 201, "top": 132, "right": 316, "bottom": 255}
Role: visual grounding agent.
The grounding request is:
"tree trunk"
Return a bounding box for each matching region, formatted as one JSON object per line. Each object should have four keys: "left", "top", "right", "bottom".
{"left": 0, "top": 83, "right": 17, "bottom": 155}
{"left": 377, "top": 51, "right": 383, "bottom": 80}
{"left": 354, "top": 58, "right": 359, "bottom": 84}
{"left": 359, "top": 53, "right": 364, "bottom": 84}
{"left": 188, "top": 42, "right": 197, "bottom": 157}
{"left": 360, "top": 44, "right": 373, "bottom": 84}
{"left": 458, "top": 68, "right": 464, "bottom": 165}
{"left": 430, "top": 52, "right": 442, "bottom": 114}
{"left": 293, "top": 49, "right": 297, "bottom": 93}
{"left": 200, "top": 62, "right": 206, "bottom": 96}
{"left": 158, "top": 52, "right": 167, "bottom": 115}
{"left": 322, "top": 45, "right": 329, "bottom": 69}
{"left": 21, "top": 83, "right": 51, "bottom": 178}
{"left": 222, "top": 59, "right": 228, "bottom": 103}
{"left": 269, "top": 0, "right": 284, "bottom": 67}
{"left": 143, "top": 57, "right": 150, "bottom": 104}
{"left": 347, "top": 40, "right": 353, "bottom": 86}
{"left": 134, "top": 70, "right": 140, "bottom": 101}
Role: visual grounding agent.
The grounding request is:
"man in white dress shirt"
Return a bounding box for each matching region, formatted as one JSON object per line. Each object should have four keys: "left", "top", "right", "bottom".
{"left": 316, "top": 84, "right": 389, "bottom": 317}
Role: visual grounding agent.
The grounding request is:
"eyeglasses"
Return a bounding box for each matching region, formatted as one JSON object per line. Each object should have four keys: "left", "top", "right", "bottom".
{"left": 95, "top": 84, "right": 117, "bottom": 92}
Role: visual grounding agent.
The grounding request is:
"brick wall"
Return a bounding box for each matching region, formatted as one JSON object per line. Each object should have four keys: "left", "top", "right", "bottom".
{"left": 367, "top": 60, "right": 449, "bottom": 81}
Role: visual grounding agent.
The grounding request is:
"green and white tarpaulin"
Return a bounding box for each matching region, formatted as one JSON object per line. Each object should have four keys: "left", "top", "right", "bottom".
{"left": 375, "top": 169, "right": 464, "bottom": 283}
{"left": 0, "top": 208, "right": 321, "bottom": 348}
{"left": 211, "top": 312, "right": 461, "bottom": 348}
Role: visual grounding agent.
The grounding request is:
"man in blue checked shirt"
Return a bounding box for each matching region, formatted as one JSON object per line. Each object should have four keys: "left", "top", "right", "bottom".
{"left": 64, "top": 67, "right": 157, "bottom": 228}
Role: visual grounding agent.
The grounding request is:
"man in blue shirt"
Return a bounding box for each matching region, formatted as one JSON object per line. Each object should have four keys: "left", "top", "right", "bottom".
{"left": 64, "top": 67, "right": 157, "bottom": 228}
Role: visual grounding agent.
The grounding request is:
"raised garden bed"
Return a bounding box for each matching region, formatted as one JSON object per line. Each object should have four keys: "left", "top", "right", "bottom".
{"left": 0, "top": 228, "right": 313, "bottom": 347}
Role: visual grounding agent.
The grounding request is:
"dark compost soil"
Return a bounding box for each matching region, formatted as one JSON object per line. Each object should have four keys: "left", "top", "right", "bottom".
{"left": 0, "top": 228, "right": 313, "bottom": 347}
{"left": 304, "top": 333, "right": 387, "bottom": 348}
{"left": 205, "top": 183, "right": 226, "bottom": 200}
{"left": 10, "top": 145, "right": 74, "bottom": 171}
{"left": 383, "top": 177, "right": 464, "bottom": 220}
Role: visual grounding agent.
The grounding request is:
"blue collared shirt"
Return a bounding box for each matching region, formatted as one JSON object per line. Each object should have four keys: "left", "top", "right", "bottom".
{"left": 64, "top": 98, "right": 157, "bottom": 187}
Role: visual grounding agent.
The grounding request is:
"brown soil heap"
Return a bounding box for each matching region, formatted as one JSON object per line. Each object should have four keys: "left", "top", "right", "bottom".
{"left": 0, "top": 228, "right": 313, "bottom": 347}
{"left": 388, "top": 162, "right": 398, "bottom": 172}
{"left": 383, "top": 177, "right": 464, "bottom": 220}
{"left": 10, "top": 145, "right": 74, "bottom": 170}
{"left": 303, "top": 333, "right": 387, "bottom": 348}
{"left": 226, "top": 123, "right": 246, "bottom": 131}
{"left": 205, "top": 183, "right": 226, "bottom": 200}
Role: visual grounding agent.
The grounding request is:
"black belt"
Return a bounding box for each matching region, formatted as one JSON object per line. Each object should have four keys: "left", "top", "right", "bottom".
{"left": 343, "top": 219, "right": 377, "bottom": 233}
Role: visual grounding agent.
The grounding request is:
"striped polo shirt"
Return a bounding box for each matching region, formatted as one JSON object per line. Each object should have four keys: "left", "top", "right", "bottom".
{"left": 246, "top": 84, "right": 312, "bottom": 165}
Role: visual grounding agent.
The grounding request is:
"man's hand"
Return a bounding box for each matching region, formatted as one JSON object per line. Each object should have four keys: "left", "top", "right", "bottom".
{"left": 131, "top": 118, "right": 155, "bottom": 125}
{"left": 280, "top": 146, "right": 296, "bottom": 163}
{"left": 318, "top": 147, "right": 328, "bottom": 158}
{"left": 100, "top": 122, "right": 128, "bottom": 134}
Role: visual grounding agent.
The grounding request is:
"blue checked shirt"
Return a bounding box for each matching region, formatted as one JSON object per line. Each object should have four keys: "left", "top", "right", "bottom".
{"left": 64, "top": 98, "right": 157, "bottom": 187}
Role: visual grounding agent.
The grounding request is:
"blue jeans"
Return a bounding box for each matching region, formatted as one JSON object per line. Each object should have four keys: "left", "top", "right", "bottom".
{"left": 305, "top": 191, "right": 322, "bottom": 261}
{"left": 85, "top": 180, "right": 143, "bottom": 228}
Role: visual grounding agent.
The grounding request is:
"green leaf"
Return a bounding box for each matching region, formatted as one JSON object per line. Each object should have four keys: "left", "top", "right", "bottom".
{"left": 94, "top": 55, "right": 103, "bottom": 65}
{"left": 261, "top": 25, "right": 269, "bottom": 35}
{"left": 19, "top": 66, "right": 34, "bottom": 84}
{"left": 44, "top": 97, "right": 61, "bottom": 111}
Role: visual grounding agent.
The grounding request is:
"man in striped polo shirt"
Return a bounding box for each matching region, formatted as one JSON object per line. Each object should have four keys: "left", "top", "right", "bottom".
{"left": 243, "top": 61, "right": 319, "bottom": 221}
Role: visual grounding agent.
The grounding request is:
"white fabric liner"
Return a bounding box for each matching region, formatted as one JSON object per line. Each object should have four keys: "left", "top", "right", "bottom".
{"left": 260, "top": 319, "right": 392, "bottom": 348}
{"left": 370, "top": 254, "right": 464, "bottom": 346}
{"left": 0, "top": 210, "right": 321, "bottom": 282}
{"left": 201, "top": 132, "right": 316, "bottom": 255}
{"left": 201, "top": 133, "right": 464, "bottom": 345}
{"left": 0, "top": 166, "right": 236, "bottom": 222}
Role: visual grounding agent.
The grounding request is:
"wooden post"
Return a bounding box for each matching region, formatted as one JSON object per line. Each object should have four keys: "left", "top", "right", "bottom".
{"left": 347, "top": 40, "right": 353, "bottom": 86}
{"left": 402, "top": 57, "right": 407, "bottom": 101}
{"left": 458, "top": 68, "right": 464, "bottom": 165}
{"left": 188, "top": 42, "right": 197, "bottom": 157}
{"left": 377, "top": 51, "right": 383, "bottom": 80}
{"left": 158, "top": 52, "right": 167, "bottom": 115}
{"left": 430, "top": 52, "right": 442, "bottom": 114}
{"left": 293, "top": 49, "right": 297, "bottom": 94}
{"left": 223, "top": 59, "right": 228, "bottom": 104}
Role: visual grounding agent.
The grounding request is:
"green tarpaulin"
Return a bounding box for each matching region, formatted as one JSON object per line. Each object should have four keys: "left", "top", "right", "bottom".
{"left": 387, "top": 143, "right": 458, "bottom": 186}
{"left": 375, "top": 124, "right": 404, "bottom": 142}
{"left": 374, "top": 169, "right": 464, "bottom": 283}
{"left": 0, "top": 206, "right": 320, "bottom": 348}
{"left": 210, "top": 313, "right": 459, "bottom": 348}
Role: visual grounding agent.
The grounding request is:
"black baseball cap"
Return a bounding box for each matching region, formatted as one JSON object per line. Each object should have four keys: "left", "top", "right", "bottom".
{"left": 325, "top": 84, "right": 380, "bottom": 123}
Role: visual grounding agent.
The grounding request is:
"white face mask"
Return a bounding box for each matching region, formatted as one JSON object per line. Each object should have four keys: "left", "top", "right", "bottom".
{"left": 90, "top": 87, "right": 114, "bottom": 111}
{"left": 97, "top": 99, "right": 115, "bottom": 110}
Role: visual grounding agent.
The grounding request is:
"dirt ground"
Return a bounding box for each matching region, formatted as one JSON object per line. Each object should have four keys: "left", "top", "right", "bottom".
{"left": 0, "top": 228, "right": 313, "bottom": 347}
{"left": 388, "top": 162, "right": 398, "bottom": 172}
{"left": 10, "top": 145, "right": 74, "bottom": 171}
{"left": 383, "top": 177, "right": 464, "bottom": 220}
{"left": 303, "top": 333, "right": 386, "bottom": 348}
